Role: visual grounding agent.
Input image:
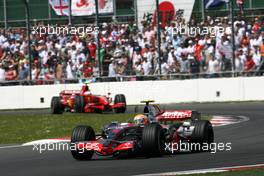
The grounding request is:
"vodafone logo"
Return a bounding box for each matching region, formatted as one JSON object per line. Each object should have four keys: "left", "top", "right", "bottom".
{"left": 159, "top": 111, "right": 192, "bottom": 119}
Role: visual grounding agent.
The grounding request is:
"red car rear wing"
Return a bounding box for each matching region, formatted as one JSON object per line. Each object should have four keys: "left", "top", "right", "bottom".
{"left": 60, "top": 90, "right": 81, "bottom": 95}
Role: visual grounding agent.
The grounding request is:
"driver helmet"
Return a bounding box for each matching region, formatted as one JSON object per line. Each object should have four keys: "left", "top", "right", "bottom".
{"left": 134, "top": 114, "right": 149, "bottom": 125}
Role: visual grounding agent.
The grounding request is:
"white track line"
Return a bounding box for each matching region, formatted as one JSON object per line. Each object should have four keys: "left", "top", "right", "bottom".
{"left": 22, "top": 139, "right": 70, "bottom": 146}
{"left": 210, "top": 115, "right": 249, "bottom": 127}
{"left": 135, "top": 163, "right": 264, "bottom": 176}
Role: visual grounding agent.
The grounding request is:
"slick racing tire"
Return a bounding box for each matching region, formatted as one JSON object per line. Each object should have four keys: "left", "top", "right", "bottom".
{"left": 142, "top": 123, "right": 165, "bottom": 157}
{"left": 191, "top": 120, "right": 214, "bottom": 152}
{"left": 51, "top": 96, "right": 63, "bottom": 114}
{"left": 114, "top": 94, "right": 126, "bottom": 113}
{"left": 74, "top": 96, "right": 85, "bottom": 113}
{"left": 71, "top": 125, "right": 95, "bottom": 160}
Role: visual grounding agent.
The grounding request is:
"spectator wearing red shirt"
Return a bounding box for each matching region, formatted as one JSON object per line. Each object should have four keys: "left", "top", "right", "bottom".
{"left": 82, "top": 61, "right": 93, "bottom": 78}
{"left": 88, "top": 40, "right": 97, "bottom": 61}
{"left": 240, "top": 34, "right": 250, "bottom": 47}
{"left": 260, "top": 39, "right": 264, "bottom": 60}
{"left": 194, "top": 39, "right": 204, "bottom": 62}
{"left": 244, "top": 54, "right": 255, "bottom": 72}
{"left": 5, "top": 65, "right": 17, "bottom": 81}
{"left": 252, "top": 20, "right": 260, "bottom": 34}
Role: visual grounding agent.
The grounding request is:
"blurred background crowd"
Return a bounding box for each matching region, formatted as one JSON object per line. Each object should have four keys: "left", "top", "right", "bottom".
{"left": 0, "top": 14, "right": 264, "bottom": 83}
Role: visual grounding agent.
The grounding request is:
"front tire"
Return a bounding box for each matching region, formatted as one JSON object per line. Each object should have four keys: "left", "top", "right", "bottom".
{"left": 114, "top": 94, "right": 126, "bottom": 113}
{"left": 71, "top": 125, "right": 95, "bottom": 160}
{"left": 51, "top": 96, "right": 63, "bottom": 114}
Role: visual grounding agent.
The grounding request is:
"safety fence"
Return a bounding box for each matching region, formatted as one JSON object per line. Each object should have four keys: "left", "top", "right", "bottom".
{"left": 0, "top": 70, "right": 263, "bottom": 86}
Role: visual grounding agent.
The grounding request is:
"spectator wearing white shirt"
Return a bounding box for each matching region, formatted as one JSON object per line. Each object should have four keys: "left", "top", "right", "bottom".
{"left": 167, "top": 48, "right": 175, "bottom": 67}
{"left": 134, "top": 61, "right": 143, "bottom": 76}
{"left": 38, "top": 45, "right": 48, "bottom": 65}
{"left": 66, "top": 61, "right": 74, "bottom": 79}
{"left": 68, "top": 45, "right": 78, "bottom": 65}
{"left": 174, "top": 42, "right": 185, "bottom": 61}
{"left": 207, "top": 54, "right": 220, "bottom": 77}
{"left": 179, "top": 55, "right": 189, "bottom": 73}
{"left": 235, "top": 51, "right": 244, "bottom": 72}
{"left": 108, "top": 58, "right": 116, "bottom": 77}
{"left": 252, "top": 45, "right": 261, "bottom": 67}
{"left": 142, "top": 57, "right": 152, "bottom": 75}
{"left": 31, "top": 64, "right": 39, "bottom": 80}
{"left": 143, "top": 45, "right": 153, "bottom": 63}
{"left": 0, "top": 63, "right": 5, "bottom": 81}
{"left": 0, "top": 32, "right": 7, "bottom": 46}
{"left": 137, "top": 34, "right": 145, "bottom": 49}
{"left": 186, "top": 40, "right": 195, "bottom": 54}
{"left": 157, "top": 59, "right": 170, "bottom": 75}
{"left": 132, "top": 48, "right": 142, "bottom": 67}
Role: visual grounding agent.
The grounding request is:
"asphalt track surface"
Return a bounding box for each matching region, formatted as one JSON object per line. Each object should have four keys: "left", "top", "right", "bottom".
{"left": 0, "top": 102, "right": 264, "bottom": 176}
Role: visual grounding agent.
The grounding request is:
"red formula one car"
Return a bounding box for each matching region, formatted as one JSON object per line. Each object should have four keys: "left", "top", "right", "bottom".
{"left": 50, "top": 84, "right": 126, "bottom": 114}
{"left": 70, "top": 101, "right": 214, "bottom": 160}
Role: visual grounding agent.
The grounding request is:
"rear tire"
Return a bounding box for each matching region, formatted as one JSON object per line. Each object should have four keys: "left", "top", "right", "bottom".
{"left": 74, "top": 96, "right": 85, "bottom": 113}
{"left": 71, "top": 125, "right": 95, "bottom": 160}
{"left": 51, "top": 96, "right": 63, "bottom": 114}
{"left": 190, "top": 120, "right": 214, "bottom": 152}
{"left": 142, "top": 124, "right": 165, "bottom": 157}
{"left": 114, "top": 94, "right": 126, "bottom": 113}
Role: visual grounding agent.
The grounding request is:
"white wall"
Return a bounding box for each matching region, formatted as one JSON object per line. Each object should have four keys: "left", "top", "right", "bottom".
{"left": 0, "top": 77, "right": 264, "bottom": 110}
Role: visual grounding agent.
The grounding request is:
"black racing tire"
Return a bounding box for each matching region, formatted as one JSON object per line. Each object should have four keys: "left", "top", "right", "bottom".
{"left": 74, "top": 96, "right": 85, "bottom": 113}
{"left": 114, "top": 94, "right": 126, "bottom": 113}
{"left": 142, "top": 123, "right": 165, "bottom": 157}
{"left": 71, "top": 125, "right": 95, "bottom": 160}
{"left": 51, "top": 96, "right": 63, "bottom": 114}
{"left": 190, "top": 120, "right": 214, "bottom": 152}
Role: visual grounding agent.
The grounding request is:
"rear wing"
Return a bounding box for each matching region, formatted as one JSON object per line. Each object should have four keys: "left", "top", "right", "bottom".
{"left": 156, "top": 110, "right": 201, "bottom": 121}
{"left": 60, "top": 90, "right": 81, "bottom": 95}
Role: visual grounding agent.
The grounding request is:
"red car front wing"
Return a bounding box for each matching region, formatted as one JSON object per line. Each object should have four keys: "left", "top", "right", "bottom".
{"left": 75, "top": 140, "right": 134, "bottom": 156}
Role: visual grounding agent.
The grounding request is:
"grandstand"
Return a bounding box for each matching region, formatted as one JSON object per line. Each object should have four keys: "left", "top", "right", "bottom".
{"left": 0, "top": 0, "right": 263, "bottom": 85}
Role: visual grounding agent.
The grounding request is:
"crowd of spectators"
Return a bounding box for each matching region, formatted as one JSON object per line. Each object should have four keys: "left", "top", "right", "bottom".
{"left": 0, "top": 13, "right": 264, "bottom": 83}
